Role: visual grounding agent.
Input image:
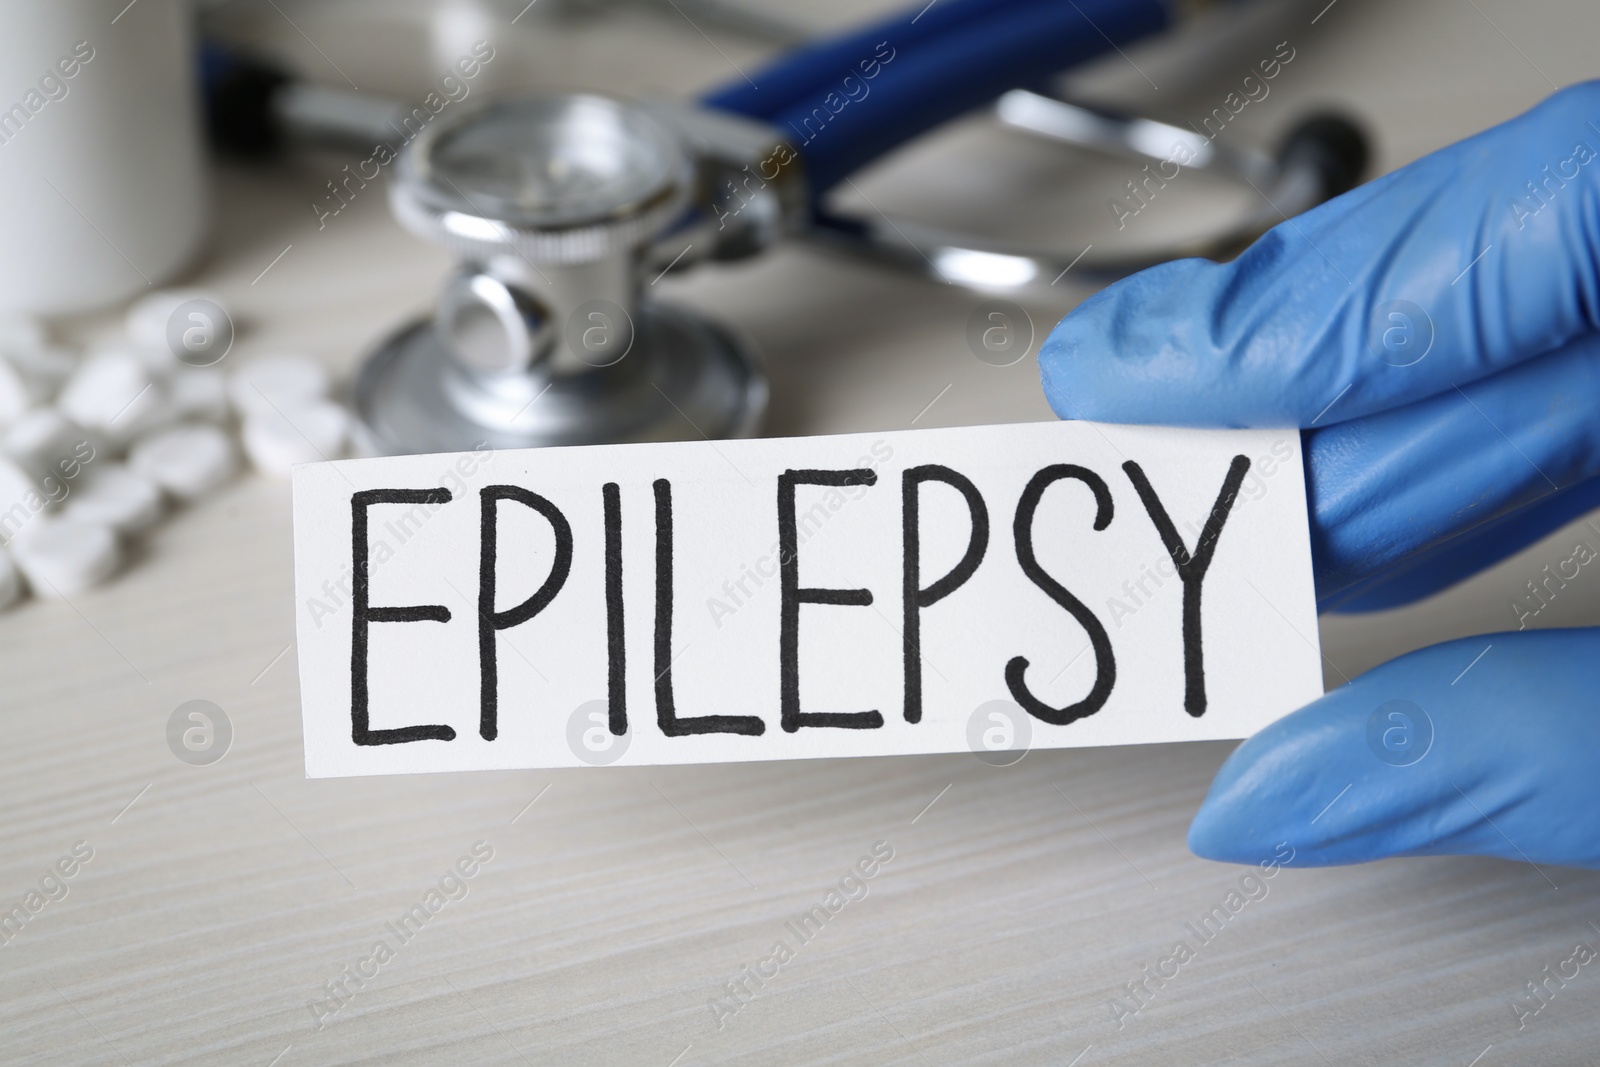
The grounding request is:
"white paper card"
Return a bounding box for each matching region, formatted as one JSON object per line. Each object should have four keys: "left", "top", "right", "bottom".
{"left": 292, "top": 421, "right": 1321, "bottom": 777}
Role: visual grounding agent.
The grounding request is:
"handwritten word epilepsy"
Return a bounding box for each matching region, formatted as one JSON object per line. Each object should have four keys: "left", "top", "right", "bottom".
{"left": 344, "top": 452, "right": 1255, "bottom": 750}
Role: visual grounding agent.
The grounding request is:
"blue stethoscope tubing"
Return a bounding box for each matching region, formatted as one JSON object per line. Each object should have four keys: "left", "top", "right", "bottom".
{"left": 702, "top": 0, "right": 1172, "bottom": 197}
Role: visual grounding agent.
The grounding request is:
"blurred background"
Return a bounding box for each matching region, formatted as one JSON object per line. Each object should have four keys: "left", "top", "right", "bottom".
{"left": 3, "top": 0, "right": 1600, "bottom": 1063}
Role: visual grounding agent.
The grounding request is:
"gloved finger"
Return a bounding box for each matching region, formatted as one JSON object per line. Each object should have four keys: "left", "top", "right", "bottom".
{"left": 1040, "top": 81, "right": 1600, "bottom": 428}
{"left": 1305, "top": 331, "right": 1600, "bottom": 600}
{"left": 1323, "top": 473, "right": 1600, "bottom": 613}
{"left": 1188, "top": 628, "right": 1600, "bottom": 870}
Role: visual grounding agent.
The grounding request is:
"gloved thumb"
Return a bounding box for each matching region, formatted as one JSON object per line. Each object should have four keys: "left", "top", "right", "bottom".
{"left": 1041, "top": 80, "right": 1600, "bottom": 429}
{"left": 1189, "top": 628, "right": 1600, "bottom": 870}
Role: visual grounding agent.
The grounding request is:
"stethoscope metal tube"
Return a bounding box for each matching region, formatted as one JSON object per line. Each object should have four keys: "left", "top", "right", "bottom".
{"left": 806, "top": 92, "right": 1367, "bottom": 288}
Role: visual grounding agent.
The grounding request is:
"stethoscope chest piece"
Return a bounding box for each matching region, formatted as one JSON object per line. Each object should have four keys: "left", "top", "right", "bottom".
{"left": 354, "top": 93, "right": 767, "bottom": 456}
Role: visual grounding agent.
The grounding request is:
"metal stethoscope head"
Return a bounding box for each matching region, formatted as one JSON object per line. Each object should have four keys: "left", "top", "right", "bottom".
{"left": 353, "top": 93, "right": 773, "bottom": 456}
{"left": 351, "top": 0, "right": 1370, "bottom": 457}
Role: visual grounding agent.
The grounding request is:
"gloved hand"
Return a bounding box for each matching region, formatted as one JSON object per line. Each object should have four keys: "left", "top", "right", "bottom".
{"left": 1038, "top": 82, "right": 1600, "bottom": 870}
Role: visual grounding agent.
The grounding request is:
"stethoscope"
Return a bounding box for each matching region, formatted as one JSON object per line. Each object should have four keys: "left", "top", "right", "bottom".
{"left": 205, "top": 0, "right": 1367, "bottom": 456}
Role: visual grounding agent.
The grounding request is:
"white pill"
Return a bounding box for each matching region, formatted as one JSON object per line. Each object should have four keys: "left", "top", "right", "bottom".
{"left": 3, "top": 408, "right": 97, "bottom": 486}
{"left": 63, "top": 463, "right": 164, "bottom": 535}
{"left": 168, "top": 367, "right": 230, "bottom": 423}
{"left": 0, "top": 548, "right": 22, "bottom": 610}
{"left": 58, "top": 348, "right": 172, "bottom": 446}
{"left": 128, "top": 422, "right": 236, "bottom": 501}
{"left": 228, "top": 355, "right": 330, "bottom": 419}
{"left": 9, "top": 516, "right": 120, "bottom": 596}
{"left": 126, "top": 289, "right": 227, "bottom": 360}
{"left": 59, "top": 349, "right": 146, "bottom": 425}
{"left": 241, "top": 399, "right": 349, "bottom": 476}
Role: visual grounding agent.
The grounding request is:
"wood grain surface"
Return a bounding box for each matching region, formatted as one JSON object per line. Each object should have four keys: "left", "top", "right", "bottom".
{"left": 4, "top": 0, "right": 1600, "bottom": 1063}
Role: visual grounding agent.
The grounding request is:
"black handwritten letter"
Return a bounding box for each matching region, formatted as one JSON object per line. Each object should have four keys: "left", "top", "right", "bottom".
{"left": 902, "top": 465, "right": 989, "bottom": 723}
{"left": 1007, "top": 466, "right": 1116, "bottom": 725}
{"left": 603, "top": 482, "right": 625, "bottom": 736}
{"left": 778, "top": 469, "right": 883, "bottom": 731}
{"left": 654, "top": 479, "right": 765, "bottom": 736}
{"left": 479, "top": 486, "right": 573, "bottom": 741}
{"left": 351, "top": 489, "right": 455, "bottom": 746}
{"left": 1122, "top": 455, "right": 1251, "bottom": 717}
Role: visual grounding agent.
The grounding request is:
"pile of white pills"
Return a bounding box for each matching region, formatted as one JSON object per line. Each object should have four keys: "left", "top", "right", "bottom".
{"left": 0, "top": 289, "right": 351, "bottom": 609}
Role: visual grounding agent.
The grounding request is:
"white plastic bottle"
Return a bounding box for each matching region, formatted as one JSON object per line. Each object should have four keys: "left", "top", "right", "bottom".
{"left": 0, "top": 0, "right": 208, "bottom": 315}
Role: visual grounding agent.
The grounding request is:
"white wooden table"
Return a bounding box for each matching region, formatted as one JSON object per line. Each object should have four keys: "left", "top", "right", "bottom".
{"left": 5, "top": 0, "right": 1600, "bottom": 1062}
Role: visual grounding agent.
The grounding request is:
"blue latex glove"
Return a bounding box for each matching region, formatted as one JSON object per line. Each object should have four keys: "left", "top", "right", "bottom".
{"left": 1039, "top": 82, "right": 1600, "bottom": 869}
